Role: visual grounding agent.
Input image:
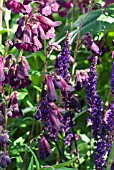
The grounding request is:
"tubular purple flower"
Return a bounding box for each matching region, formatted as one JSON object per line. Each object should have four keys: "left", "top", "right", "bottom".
{"left": 15, "top": 17, "right": 25, "bottom": 39}
{"left": 21, "top": 56, "right": 30, "bottom": 71}
{"left": 0, "top": 56, "right": 5, "bottom": 82}
{"left": 36, "top": 15, "right": 62, "bottom": 27}
{"left": 47, "top": 75, "right": 57, "bottom": 102}
{"left": 49, "top": 111, "right": 63, "bottom": 130}
{"left": 60, "top": 76, "right": 74, "bottom": 92}
{"left": 38, "top": 138, "right": 46, "bottom": 160}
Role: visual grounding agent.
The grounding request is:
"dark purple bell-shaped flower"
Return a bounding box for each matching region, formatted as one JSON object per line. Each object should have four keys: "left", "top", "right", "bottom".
{"left": 38, "top": 137, "right": 51, "bottom": 160}
{"left": 42, "top": 137, "right": 51, "bottom": 156}
{"left": 70, "top": 94, "right": 82, "bottom": 113}
{"left": 38, "top": 138, "right": 46, "bottom": 160}
{"left": 47, "top": 75, "right": 57, "bottom": 102}
{"left": 49, "top": 110, "right": 64, "bottom": 130}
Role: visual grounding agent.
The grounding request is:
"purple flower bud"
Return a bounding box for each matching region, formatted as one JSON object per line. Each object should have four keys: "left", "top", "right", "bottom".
{"left": 42, "top": 137, "right": 51, "bottom": 156}
{"left": 38, "top": 138, "right": 46, "bottom": 160}
{"left": 0, "top": 56, "right": 5, "bottom": 82}
{"left": 5, "top": 155, "right": 11, "bottom": 165}
{"left": 0, "top": 155, "right": 7, "bottom": 168}
{"left": 7, "top": 108, "right": 13, "bottom": 118}
{"left": 47, "top": 75, "right": 57, "bottom": 102}
{"left": 76, "top": 71, "right": 83, "bottom": 91}
{"left": 10, "top": 91, "right": 24, "bottom": 118}
{"left": 1, "top": 131, "right": 9, "bottom": 144}
{"left": 6, "top": 39, "right": 13, "bottom": 46}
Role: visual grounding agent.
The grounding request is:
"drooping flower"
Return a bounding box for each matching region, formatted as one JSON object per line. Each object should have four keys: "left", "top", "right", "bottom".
{"left": 38, "top": 136, "right": 51, "bottom": 160}
{"left": 83, "top": 33, "right": 102, "bottom": 56}
{"left": 8, "top": 91, "right": 23, "bottom": 118}
{"left": 47, "top": 75, "right": 57, "bottom": 102}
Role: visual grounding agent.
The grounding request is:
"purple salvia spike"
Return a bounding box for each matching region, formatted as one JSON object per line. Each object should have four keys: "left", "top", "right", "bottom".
{"left": 111, "top": 62, "right": 114, "bottom": 98}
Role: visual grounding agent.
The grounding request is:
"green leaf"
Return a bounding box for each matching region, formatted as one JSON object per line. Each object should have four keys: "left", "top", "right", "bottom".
{"left": 53, "top": 157, "right": 77, "bottom": 168}
{"left": 71, "top": 6, "right": 114, "bottom": 43}
{"left": 40, "top": 167, "right": 76, "bottom": 170}
{"left": 28, "top": 156, "right": 34, "bottom": 170}
{"left": 25, "top": 145, "right": 40, "bottom": 170}
{"left": 18, "top": 92, "right": 28, "bottom": 100}
{"left": 0, "top": 28, "right": 7, "bottom": 34}
{"left": 80, "top": 134, "right": 90, "bottom": 143}
{"left": 26, "top": 51, "right": 46, "bottom": 61}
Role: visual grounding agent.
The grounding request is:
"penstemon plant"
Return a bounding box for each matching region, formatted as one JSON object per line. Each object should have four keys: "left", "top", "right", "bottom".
{"left": 0, "top": 0, "right": 114, "bottom": 170}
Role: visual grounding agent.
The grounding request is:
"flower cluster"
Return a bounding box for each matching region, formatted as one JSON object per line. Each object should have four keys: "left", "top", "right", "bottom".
{"left": 14, "top": 15, "right": 61, "bottom": 52}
